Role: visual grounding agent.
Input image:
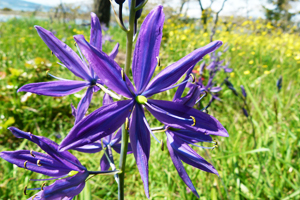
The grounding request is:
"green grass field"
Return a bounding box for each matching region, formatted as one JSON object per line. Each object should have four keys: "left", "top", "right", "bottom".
{"left": 0, "top": 16, "right": 300, "bottom": 199}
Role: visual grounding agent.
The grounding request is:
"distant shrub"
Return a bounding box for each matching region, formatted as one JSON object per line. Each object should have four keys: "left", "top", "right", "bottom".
{"left": 2, "top": 7, "right": 12, "bottom": 11}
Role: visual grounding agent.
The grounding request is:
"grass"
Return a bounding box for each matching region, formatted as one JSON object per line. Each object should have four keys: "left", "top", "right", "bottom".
{"left": 0, "top": 15, "right": 299, "bottom": 200}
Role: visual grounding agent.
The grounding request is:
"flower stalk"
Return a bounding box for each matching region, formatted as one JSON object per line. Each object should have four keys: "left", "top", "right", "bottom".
{"left": 118, "top": 0, "right": 136, "bottom": 199}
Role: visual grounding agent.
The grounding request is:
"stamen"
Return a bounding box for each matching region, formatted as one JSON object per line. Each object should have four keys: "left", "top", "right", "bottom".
{"left": 51, "top": 51, "right": 53, "bottom": 55}
{"left": 24, "top": 161, "right": 28, "bottom": 169}
{"left": 30, "top": 150, "right": 35, "bottom": 157}
{"left": 37, "top": 160, "right": 42, "bottom": 166}
{"left": 23, "top": 186, "right": 27, "bottom": 195}
{"left": 41, "top": 182, "right": 46, "bottom": 190}
{"left": 125, "top": 118, "right": 129, "bottom": 130}
{"left": 160, "top": 140, "right": 164, "bottom": 151}
{"left": 190, "top": 116, "right": 196, "bottom": 126}
{"left": 121, "top": 70, "right": 125, "bottom": 81}
{"left": 189, "top": 74, "right": 195, "bottom": 83}
{"left": 74, "top": 41, "right": 77, "bottom": 46}
{"left": 196, "top": 91, "right": 207, "bottom": 104}
{"left": 156, "top": 56, "right": 160, "bottom": 66}
{"left": 32, "top": 195, "right": 38, "bottom": 199}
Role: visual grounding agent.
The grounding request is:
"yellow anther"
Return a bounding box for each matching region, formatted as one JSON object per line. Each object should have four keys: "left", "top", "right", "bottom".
{"left": 23, "top": 186, "right": 27, "bottom": 195}
{"left": 190, "top": 116, "right": 196, "bottom": 126}
{"left": 46, "top": 70, "right": 49, "bottom": 76}
{"left": 24, "top": 161, "right": 28, "bottom": 169}
{"left": 121, "top": 69, "right": 125, "bottom": 81}
{"left": 189, "top": 74, "right": 195, "bottom": 83}
{"left": 30, "top": 150, "right": 35, "bottom": 157}
{"left": 125, "top": 118, "right": 129, "bottom": 130}
{"left": 51, "top": 51, "right": 53, "bottom": 55}
{"left": 41, "top": 182, "right": 46, "bottom": 190}
{"left": 37, "top": 160, "right": 42, "bottom": 166}
{"left": 32, "top": 194, "right": 38, "bottom": 199}
{"left": 160, "top": 140, "right": 164, "bottom": 151}
{"left": 156, "top": 56, "right": 161, "bottom": 66}
{"left": 74, "top": 41, "right": 77, "bottom": 46}
{"left": 214, "top": 140, "right": 218, "bottom": 148}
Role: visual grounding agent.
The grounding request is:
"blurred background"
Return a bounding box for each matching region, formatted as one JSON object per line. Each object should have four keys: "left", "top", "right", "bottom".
{"left": 0, "top": 0, "right": 300, "bottom": 199}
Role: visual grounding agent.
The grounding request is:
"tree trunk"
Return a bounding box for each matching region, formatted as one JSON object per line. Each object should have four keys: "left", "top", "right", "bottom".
{"left": 94, "top": 0, "right": 111, "bottom": 27}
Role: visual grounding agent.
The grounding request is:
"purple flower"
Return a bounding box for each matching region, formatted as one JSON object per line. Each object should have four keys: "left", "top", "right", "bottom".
{"left": 59, "top": 6, "right": 227, "bottom": 198}
{"left": 276, "top": 75, "right": 282, "bottom": 92}
{"left": 18, "top": 13, "right": 119, "bottom": 124}
{"left": 240, "top": 85, "right": 247, "bottom": 98}
{"left": 73, "top": 94, "right": 132, "bottom": 171}
{"left": 0, "top": 127, "right": 89, "bottom": 199}
{"left": 167, "top": 74, "right": 223, "bottom": 197}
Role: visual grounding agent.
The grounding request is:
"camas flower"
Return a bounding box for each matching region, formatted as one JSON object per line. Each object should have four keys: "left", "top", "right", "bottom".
{"left": 18, "top": 13, "right": 119, "bottom": 124}
{"left": 164, "top": 75, "right": 221, "bottom": 198}
{"left": 59, "top": 6, "right": 228, "bottom": 198}
{"left": 0, "top": 127, "right": 89, "bottom": 200}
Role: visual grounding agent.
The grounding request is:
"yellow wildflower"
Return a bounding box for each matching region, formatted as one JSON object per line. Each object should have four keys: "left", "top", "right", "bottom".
{"left": 264, "top": 71, "right": 270, "bottom": 75}
{"left": 244, "top": 70, "right": 250, "bottom": 75}
{"left": 249, "top": 60, "right": 254, "bottom": 65}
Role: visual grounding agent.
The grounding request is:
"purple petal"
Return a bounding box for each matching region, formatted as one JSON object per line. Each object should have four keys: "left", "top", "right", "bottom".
{"left": 73, "top": 142, "right": 102, "bottom": 153}
{"left": 167, "top": 128, "right": 212, "bottom": 144}
{"left": 132, "top": 6, "right": 164, "bottom": 93}
{"left": 129, "top": 104, "right": 151, "bottom": 198}
{"left": 59, "top": 100, "right": 134, "bottom": 151}
{"left": 41, "top": 171, "right": 88, "bottom": 199}
{"left": 166, "top": 138, "right": 199, "bottom": 198}
{"left": 166, "top": 131, "right": 218, "bottom": 175}
{"left": 103, "top": 93, "right": 114, "bottom": 106}
{"left": 240, "top": 85, "right": 247, "bottom": 98}
{"left": 18, "top": 80, "right": 89, "bottom": 97}
{"left": 75, "top": 87, "right": 94, "bottom": 124}
{"left": 174, "top": 85, "right": 203, "bottom": 108}
{"left": 173, "top": 65, "right": 195, "bottom": 101}
{"left": 8, "top": 127, "right": 84, "bottom": 171}
{"left": 109, "top": 43, "right": 119, "bottom": 59}
{"left": 143, "top": 41, "right": 223, "bottom": 97}
{"left": 210, "top": 87, "right": 222, "bottom": 93}
{"left": 112, "top": 143, "right": 133, "bottom": 154}
{"left": 110, "top": 128, "right": 122, "bottom": 145}
{"left": 70, "top": 103, "right": 77, "bottom": 118}
{"left": 0, "top": 150, "right": 72, "bottom": 177}
{"left": 35, "top": 26, "right": 91, "bottom": 81}
{"left": 90, "top": 12, "right": 102, "bottom": 51}
{"left": 146, "top": 100, "right": 228, "bottom": 137}
{"left": 74, "top": 35, "right": 135, "bottom": 98}
{"left": 100, "top": 150, "right": 111, "bottom": 171}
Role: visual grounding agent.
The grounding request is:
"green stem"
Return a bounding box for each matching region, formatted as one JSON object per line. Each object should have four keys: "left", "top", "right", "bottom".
{"left": 118, "top": 1, "right": 136, "bottom": 199}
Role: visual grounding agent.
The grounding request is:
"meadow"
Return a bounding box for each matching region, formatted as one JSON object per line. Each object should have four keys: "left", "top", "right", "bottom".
{"left": 0, "top": 13, "right": 300, "bottom": 199}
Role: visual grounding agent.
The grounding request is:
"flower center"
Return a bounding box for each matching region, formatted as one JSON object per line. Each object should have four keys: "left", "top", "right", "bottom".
{"left": 136, "top": 95, "right": 147, "bottom": 104}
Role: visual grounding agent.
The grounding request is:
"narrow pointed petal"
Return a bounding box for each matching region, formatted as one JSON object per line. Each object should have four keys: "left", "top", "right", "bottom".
{"left": 109, "top": 43, "right": 119, "bottom": 59}
{"left": 173, "top": 65, "right": 195, "bottom": 101}
{"left": 74, "top": 35, "right": 135, "bottom": 98}
{"left": 103, "top": 93, "right": 114, "bottom": 106}
{"left": 166, "top": 138, "right": 199, "bottom": 198}
{"left": 0, "top": 150, "right": 72, "bottom": 177}
{"left": 146, "top": 100, "right": 228, "bottom": 137}
{"left": 90, "top": 12, "right": 102, "bottom": 51}
{"left": 132, "top": 5, "right": 164, "bottom": 93}
{"left": 35, "top": 26, "right": 91, "bottom": 81}
{"left": 100, "top": 151, "right": 110, "bottom": 171}
{"left": 112, "top": 143, "right": 133, "bottom": 154}
{"left": 168, "top": 129, "right": 212, "bottom": 144}
{"left": 166, "top": 131, "right": 219, "bottom": 175}
{"left": 41, "top": 171, "right": 89, "bottom": 200}
{"left": 8, "top": 127, "right": 84, "bottom": 171}
{"left": 75, "top": 87, "right": 94, "bottom": 124}
{"left": 129, "top": 104, "right": 151, "bottom": 198}
{"left": 210, "top": 87, "right": 222, "bottom": 93}
{"left": 110, "top": 128, "right": 122, "bottom": 145}
{"left": 73, "top": 142, "right": 103, "bottom": 153}
{"left": 59, "top": 100, "right": 134, "bottom": 151}
{"left": 70, "top": 103, "right": 77, "bottom": 118}
{"left": 143, "top": 41, "right": 223, "bottom": 97}
{"left": 18, "top": 80, "right": 89, "bottom": 97}
{"left": 174, "top": 86, "right": 203, "bottom": 107}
